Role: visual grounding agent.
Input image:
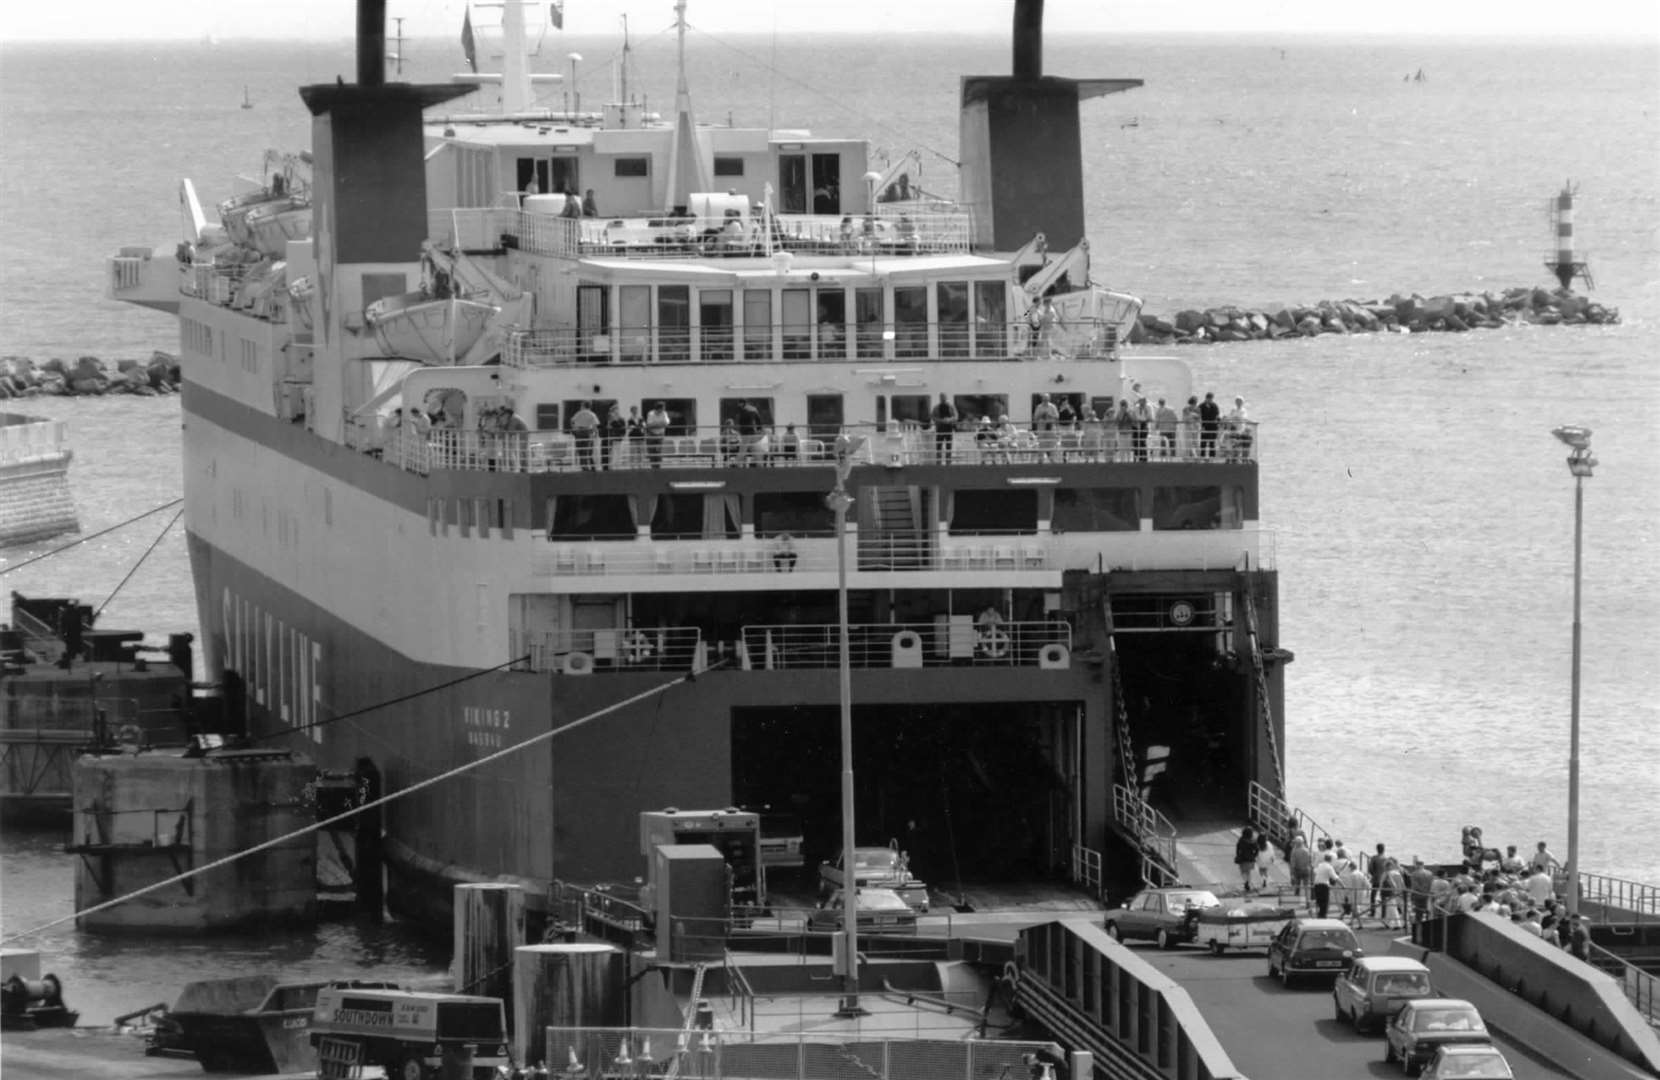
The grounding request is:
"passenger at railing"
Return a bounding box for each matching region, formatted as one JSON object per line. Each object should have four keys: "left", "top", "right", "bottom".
{"left": 777, "top": 423, "right": 800, "bottom": 464}
{"left": 1028, "top": 296, "right": 1064, "bottom": 358}
{"left": 569, "top": 401, "right": 599, "bottom": 471}
{"left": 1154, "top": 398, "right": 1179, "bottom": 459}
{"left": 1225, "top": 397, "right": 1252, "bottom": 461}
{"left": 1368, "top": 843, "right": 1390, "bottom": 920}
{"left": 719, "top": 418, "right": 741, "bottom": 465}
{"left": 1529, "top": 840, "right": 1562, "bottom": 877}
{"left": 896, "top": 213, "right": 918, "bottom": 251}
{"left": 772, "top": 532, "right": 797, "bottom": 572}
{"left": 1500, "top": 845, "right": 1526, "bottom": 874}
{"left": 1288, "top": 834, "right": 1312, "bottom": 899}
{"left": 1131, "top": 397, "right": 1153, "bottom": 462}
{"left": 645, "top": 402, "right": 670, "bottom": 468}
{"left": 974, "top": 415, "right": 998, "bottom": 462}
{"left": 501, "top": 405, "right": 528, "bottom": 471}
{"left": 860, "top": 213, "right": 879, "bottom": 252}
{"left": 1339, "top": 858, "right": 1371, "bottom": 926}
{"left": 1567, "top": 913, "right": 1591, "bottom": 960}
{"left": 1104, "top": 399, "right": 1127, "bottom": 462}
{"left": 1081, "top": 404, "right": 1107, "bottom": 462}
{"left": 603, "top": 404, "right": 627, "bottom": 469}
{"left": 1198, "top": 392, "right": 1221, "bottom": 458}
{"left": 559, "top": 190, "right": 582, "bottom": 219}
{"left": 1032, "top": 393, "right": 1059, "bottom": 462}
{"left": 931, "top": 393, "right": 958, "bottom": 464}
{"left": 582, "top": 188, "right": 598, "bottom": 217}
{"left": 995, "top": 414, "right": 1020, "bottom": 464}
{"left": 1312, "top": 851, "right": 1339, "bottom": 917}
{"left": 1056, "top": 395, "right": 1077, "bottom": 431}
{"left": 839, "top": 215, "right": 855, "bottom": 252}
{"left": 736, "top": 399, "right": 765, "bottom": 466}
{"left": 1180, "top": 396, "right": 1201, "bottom": 459}
{"left": 1379, "top": 858, "right": 1406, "bottom": 928}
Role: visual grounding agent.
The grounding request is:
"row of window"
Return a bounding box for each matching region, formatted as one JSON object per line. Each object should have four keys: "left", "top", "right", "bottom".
{"left": 521, "top": 393, "right": 1106, "bottom": 435}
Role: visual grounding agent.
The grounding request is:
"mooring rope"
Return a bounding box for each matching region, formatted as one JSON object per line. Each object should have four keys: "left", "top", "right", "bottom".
{"left": 0, "top": 668, "right": 704, "bottom": 946}
{"left": 95, "top": 506, "right": 184, "bottom": 619}
{"left": 0, "top": 498, "right": 183, "bottom": 577}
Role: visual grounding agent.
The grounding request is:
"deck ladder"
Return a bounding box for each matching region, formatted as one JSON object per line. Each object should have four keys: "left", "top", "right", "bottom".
{"left": 1240, "top": 584, "right": 1287, "bottom": 801}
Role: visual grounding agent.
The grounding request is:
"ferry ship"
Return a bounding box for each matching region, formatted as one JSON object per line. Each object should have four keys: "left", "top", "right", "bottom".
{"left": 106, "top": 0, "right": 1289, "bottom": 927}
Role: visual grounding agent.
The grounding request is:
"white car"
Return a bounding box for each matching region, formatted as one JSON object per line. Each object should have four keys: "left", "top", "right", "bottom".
{"left": 807, "top": 887, "right": 919, "bottom": 932}
{"left": 1420, "top": 1044, "right": 1514, "bottom": 1079}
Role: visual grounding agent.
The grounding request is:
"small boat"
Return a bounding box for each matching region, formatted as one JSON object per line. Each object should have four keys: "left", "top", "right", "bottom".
{"left": 244, "top": 198, "right": 312, "bottom": 257}
{"left": 365, "top": 292, "right": 499, "bottom": 363}
{"left": 241, "top": 85, "right": 253, "bottom": 109}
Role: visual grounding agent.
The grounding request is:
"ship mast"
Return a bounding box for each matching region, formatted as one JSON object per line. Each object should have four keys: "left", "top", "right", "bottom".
{"left": 501, "top": 0, "right": 531, "bottom": 114}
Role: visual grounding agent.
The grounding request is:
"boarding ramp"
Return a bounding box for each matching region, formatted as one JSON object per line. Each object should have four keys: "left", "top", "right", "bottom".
{"left": 1012, "top": 918, "right": 1243, "bottom": 1080}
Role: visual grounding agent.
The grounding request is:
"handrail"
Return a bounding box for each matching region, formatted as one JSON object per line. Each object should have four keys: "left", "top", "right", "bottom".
{"left": 1070, "top": 844, "right": 1104, "bottom": 899}
{"left": 1587, "top": 942, "right": 1659, "bottom": 1027}
{"left": 1111, "top": 783, "right": 1178, "bottom": 878}
{"left": 1575, "top": 870, "right": 1660, "bottom": 923}
{"left": 739, "top": 620, "right": 1071, "bottom": 670}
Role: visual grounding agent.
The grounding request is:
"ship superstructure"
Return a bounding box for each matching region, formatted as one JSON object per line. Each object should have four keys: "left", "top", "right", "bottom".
{"left": 109, "top": 0, "right": 1289, "bottom": 925}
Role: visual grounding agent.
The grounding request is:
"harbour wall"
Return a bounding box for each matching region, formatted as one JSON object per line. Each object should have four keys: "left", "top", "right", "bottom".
{"left": 0, "top": 413, "right": 77, "bottom": 545}
{"left": 1, "top": 353, "right": 180, "bottom": 398}
{"left": 1131, "top": 286, "right": 1619, "bottom": 345}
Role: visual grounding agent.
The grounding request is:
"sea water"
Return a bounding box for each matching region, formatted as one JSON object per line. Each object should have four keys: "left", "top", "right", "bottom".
{"left": 1, "top": 32, "right": 1656, "bottom": 1023}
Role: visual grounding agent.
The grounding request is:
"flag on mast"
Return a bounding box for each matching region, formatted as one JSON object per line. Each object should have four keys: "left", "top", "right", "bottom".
{"left": 461, "top": 9, "right": 478, "bottom": 72}
{"left": 549, "top": 1, "right": 564, "bottom": 29}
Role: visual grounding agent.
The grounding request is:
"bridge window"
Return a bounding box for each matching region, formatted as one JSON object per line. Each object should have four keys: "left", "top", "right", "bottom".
{"left": 614, "top": 157, "right": 649, "bottom": 178}
{"left": 742, "top": 290, "right": 772, "bottom": 360}
{"left": 700, "top": 289, "right": 734, "bottom": 361}
{"left": 806, "top": 395, "right": 843, "bottom": 442}
{"left": 659, "top": 285, "right": 691, "bottom": 362}
{"left": 953, "top": 394, "right": 1009, "bottom": 425}
{"left": 890, "top": 394, "right": 929, "bottom": 426}
{"left": 782, "top": 289, "right": 811, "bottom": 360}
{"left": 816, "top": 290, "right": 847, "bottom": 360}
{"left": 855, "top": 287, "right": 885, "bottom": 359}
{"left": 620, "top": 285, "right": 651, "bottom": 361}
{"left": 946, "top": 489, "right": 1037, "bottom": 535}
{"left": 714, "top": 156, "right": 744, "bottom": 177}
{"left": 894, "top": 286, "right": 927, "bottom": 358}
{"left": 1053, "top": 488, "right": 1141, "bottom": 532}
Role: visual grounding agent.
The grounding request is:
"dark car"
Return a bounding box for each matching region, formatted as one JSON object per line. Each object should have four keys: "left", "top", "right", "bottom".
{"left": 1332, "top": 956, "right": 1435, "bottom": 1033}
{"left": 1420, "top": 1043, "right": 1513, "bottom": 1079}
{"left": 1103, "top": 888, "right": 1222, "bottom": 949}
{"left": 1384, "top": 999, "right": 1492, "bottom": 1076}
{"left": 1265, "top": 917, "right": 1363, "bottom": 986}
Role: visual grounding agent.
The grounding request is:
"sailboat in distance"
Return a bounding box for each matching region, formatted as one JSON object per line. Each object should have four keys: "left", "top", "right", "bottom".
{"left": 241, "top": 85, "right": 253, "bottom": 109}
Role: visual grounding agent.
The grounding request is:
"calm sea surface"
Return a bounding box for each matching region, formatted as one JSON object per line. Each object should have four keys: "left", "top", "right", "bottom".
{"left": 2, "top": 32, "right": 1657, "bottom": 1023}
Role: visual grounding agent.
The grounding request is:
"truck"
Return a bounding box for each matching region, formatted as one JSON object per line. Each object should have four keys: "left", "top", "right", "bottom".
{"left": 309, "top": 986, "right": 508, "bottom": 1080}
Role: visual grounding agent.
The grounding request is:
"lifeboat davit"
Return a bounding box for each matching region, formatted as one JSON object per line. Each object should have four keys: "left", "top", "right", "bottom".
{"left": 364, "top": 292, "right": 499, "bottom": 364}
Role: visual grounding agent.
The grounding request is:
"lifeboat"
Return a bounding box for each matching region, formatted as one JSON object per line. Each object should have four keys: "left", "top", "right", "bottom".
{"left": 243, "top": 198, "right": 312, "bottom": 258}
{"left": 365, "top": 292, "right": 499, "bottom": 364}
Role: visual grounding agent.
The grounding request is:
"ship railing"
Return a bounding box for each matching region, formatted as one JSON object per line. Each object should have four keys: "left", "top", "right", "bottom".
{"left": 500, "top": 316, "right": 1132, "bottom": 368}
{"left": 373, "top": 417, "right": 1260, "bottom": 474}
{"left": 542, "top": 1025, "right": 1054, "bottom": 1080}
{"left": 1574, "top": 870, "right": 1660, "bottom": 924}
{"left": 0, "top": 416, "right": 70, "bottom": 465}
{"left": 178, "top": 258, "right": 289, "bottom": 324}
{"left": 1070, "top": 844, "right": 1105, "bottom": 900}
{"left": 0, "top": 695, "right": 149, "bottom": 730}
{"left": 427, "top": 206, "right": 511, "bottom": 252}
{"left": 1111, "top": 783, "right": 1178, "bottom": 873}
{"left": 538, "top": 534, "right": 1054, "bottom": 578}
{"left": 513, "top": 627, "right": 704, "bottom": 674}
{"left": 1587, "top": 943, "right": 1659, "bottom": 1027}
{"left": 738, "top": 620, "right": 1072, "bottom": 671}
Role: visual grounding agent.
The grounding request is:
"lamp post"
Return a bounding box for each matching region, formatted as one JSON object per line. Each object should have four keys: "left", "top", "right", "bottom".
{"left": 1551, "top": 425, "right": 1595, "bottom": 917}
{"left": 827, "top": 432, "right": 867, "bottom": 1018}
{"left": 566, "top": 52, "right": 583, "bottom": 116}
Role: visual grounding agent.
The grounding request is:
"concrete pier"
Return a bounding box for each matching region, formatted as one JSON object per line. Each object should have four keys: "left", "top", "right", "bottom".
{"left": 68, "top": 747, "right": 316, "bottom": 932}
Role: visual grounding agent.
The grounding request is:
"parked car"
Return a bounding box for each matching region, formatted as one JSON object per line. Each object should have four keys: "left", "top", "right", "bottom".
{"left": 1384, "top": 999, "right": 1492, "bottom": 1076}
{"left": 1265, "top": 917, "right": 1363, "bottom": 986}
{"left": 807, "top": 888, "right": 918, "bottom": 932}
{"left": 1420, "top": 1043, "right": 1514, "bottom": 1079}
{"left": 1332, "top": 956, "right": 1435, "bottom": 1033}
{"left": 746, "top": 809, "right": 805, "bottom": 871}
{"left": 818, "top": 843, "right": 928, "bottom": 912}
{"left": 1103, "top": 888, "right": 1222, "bottom": 949}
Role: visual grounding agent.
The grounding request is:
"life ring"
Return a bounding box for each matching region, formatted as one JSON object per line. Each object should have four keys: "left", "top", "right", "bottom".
{"left": 976, "top": 628, "right": 1010, "bottom": 660}
{"left": 623, "top": 631, "right": 654, "bottom": 663}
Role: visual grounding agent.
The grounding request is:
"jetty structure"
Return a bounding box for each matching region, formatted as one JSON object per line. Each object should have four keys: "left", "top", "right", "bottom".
{"left": 0, "top": 413, "right": 77, "bottom": 546}
{"left": 102, "top": 0, "right": 1291, "bottom": 932}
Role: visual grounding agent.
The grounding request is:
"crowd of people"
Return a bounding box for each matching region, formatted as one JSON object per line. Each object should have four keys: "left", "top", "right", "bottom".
{"left": 1263, "top": 827, "right": 1592, "bottom": 960}
{"left": 939, "top": 389, "right": 1255, "bottom": 465}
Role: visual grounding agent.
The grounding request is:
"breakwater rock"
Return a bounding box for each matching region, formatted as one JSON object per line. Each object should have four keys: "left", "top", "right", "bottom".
{"left": 1129, "top": 287, "right": 1620, "bottom": 345}
{"left": 0, "top": 353, "right": 181, "bottom": 398}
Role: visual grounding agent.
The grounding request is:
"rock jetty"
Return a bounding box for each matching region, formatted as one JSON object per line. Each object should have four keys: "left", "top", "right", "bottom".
{"left": 0, "top": 353, "right": 181, "bottom": 398}
{"left": 1130, "top": 287, "right": 1620, "bottom": 346}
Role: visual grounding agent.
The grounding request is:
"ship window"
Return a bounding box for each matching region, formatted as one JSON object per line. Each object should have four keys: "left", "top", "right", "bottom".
{"left": 719, "top": 397, "right": 774, "bottom": 430}
{"left": 741, "top": 290, "right": 772, "bottom": 360}
{"left": 649, "top": 494, "right": 706, "bottom": 538}
{"left": 893, "top": 285, "right": 927, "bottom": 358}
{"left": 1089, "top": 395, "right": 1119, "bottom": 420}
{"left": 714, "top": 156, "right": 744, "bottom": 177}
{"left": 854, "top": 287, "right": 885, "bottom": 359}
{"left": 535, "top": 404, "right": 561, "bottom": 431}
{"left": 614, "top": 157, "right": 649, "bottom": 178}
{"left": 699, "top": 289, "right": 734, "bottom": 362}
{"left": 755, "top": 491, "right": 834, "bottom": 537}
{"left": 937, "top": 281, "right": 970, "bottom": 358}
{"left": 946, "top": 489, "right": 1036, "bottom": 535}
{"left": 619, "top": 285, "right": 651, "bottom": 361}
{"left": 1029, "top": 392, "right": 1088, "bottom": 424}
{"left": 549, "top": 494, "right": 634, "bottom": 539}
{"left": 806, "top": 395, "right": 842, "bottom": 441}
{"left": 562, "top": 399, "right": 617, "bottom": 430}
{"left": 778, "top": 154, "right": 807, "bottom": 214}
{"left": 1153, "top": 486, "right": 1222, "bottom": 531}
{"left": 815, "top": 289, "right": 846, "bottom": 360}
{"left": 782, "top": 289, "right": 811, "bottom": 360}
{"left": 953, "top": 393, "right": 1009, "bottom": 425}
{"left": 1053, "top": 488, "right": 1141, "bottom": 532}
{"left": 638, "top": 397, "right": 697, "bottom": 438}
{"left": 891, "top": 395, "right": 929, "bottom": 426}
{"left": 811, "top": 153, "right": 841, "bottom": 214}
{"left": 974, "top": 280, "right": 1008, "bottom": 357}
{"left": 658, "top": 285, "right": 690, "bottom": 362}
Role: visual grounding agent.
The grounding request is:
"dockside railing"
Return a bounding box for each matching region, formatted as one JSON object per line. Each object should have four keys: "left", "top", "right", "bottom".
{"left": 1110, "top": 784, "right": 1178, "bottom": 884}
{"left": 739, "top": 620, "right": 1071, "bottom": 671}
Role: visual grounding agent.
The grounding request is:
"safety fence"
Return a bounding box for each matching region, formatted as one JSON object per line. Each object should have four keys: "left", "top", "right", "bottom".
{"left": 738, "top": 621, "right": 1072, "bottom": 671}
{"left": 1110, "top": 785, "right": 1177, "bottom": 883}
{"left": 540, "top": 1027, "right": 1055, "bottom": 1080}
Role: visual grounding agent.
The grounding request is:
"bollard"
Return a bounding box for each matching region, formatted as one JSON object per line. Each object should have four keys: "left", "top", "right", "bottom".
{"left": 453, "top": 883, "right": 526, "bottom": 1026}
{"left": 512, "top": 942, "right": 624, "bottom": 1069}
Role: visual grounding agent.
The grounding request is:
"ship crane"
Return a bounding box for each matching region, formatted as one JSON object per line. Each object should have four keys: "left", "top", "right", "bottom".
{"left": 1019, "top": 237, "right": 1092, "bottom": 304}
{"left": 1545, "top": 181, "right": 1594, "bottom": 291}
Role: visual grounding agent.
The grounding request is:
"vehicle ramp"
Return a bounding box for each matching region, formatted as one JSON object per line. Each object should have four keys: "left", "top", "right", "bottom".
{"left": 1164, "top": 816, "right": 1290, "bottom": 894}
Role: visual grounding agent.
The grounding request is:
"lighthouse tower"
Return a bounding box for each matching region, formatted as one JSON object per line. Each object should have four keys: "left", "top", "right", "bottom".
{"left": 1545, "top": 182, "right": 1594, "bottom": 291}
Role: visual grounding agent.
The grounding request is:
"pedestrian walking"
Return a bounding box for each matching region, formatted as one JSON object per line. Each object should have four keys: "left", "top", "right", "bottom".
{"left": 1235, "top": 827, "right": 1259, "bottom": 893}
{"left": 1312, "top": 852, "right": 1338, "bottom": 919}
